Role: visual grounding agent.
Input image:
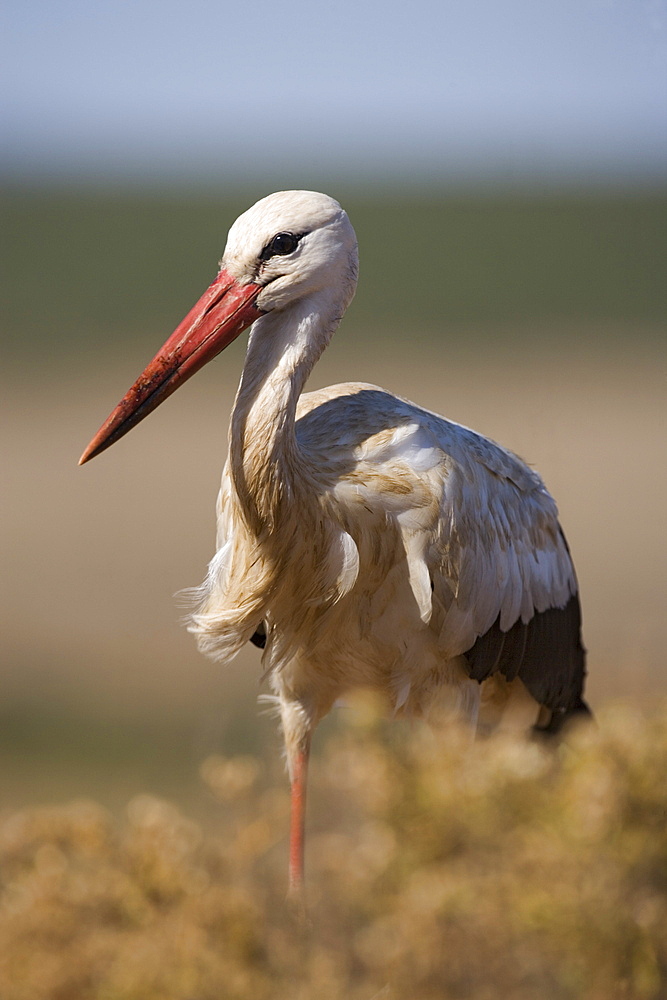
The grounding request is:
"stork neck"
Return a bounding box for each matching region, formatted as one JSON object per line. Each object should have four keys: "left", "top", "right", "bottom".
{"left": 229, "top": 300, "right": 336, "bottom": 535}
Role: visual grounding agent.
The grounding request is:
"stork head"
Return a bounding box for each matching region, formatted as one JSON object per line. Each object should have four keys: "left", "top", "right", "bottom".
{"left": 79, "top": 190, "right": 358, "bottom": 465}
{"left": 225, "top": 190, "right": 358, "bottom": 312}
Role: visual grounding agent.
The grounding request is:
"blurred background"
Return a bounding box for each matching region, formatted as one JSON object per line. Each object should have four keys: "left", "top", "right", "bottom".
{"left": 1, "top": 0, "right": 666, "bottom": 817}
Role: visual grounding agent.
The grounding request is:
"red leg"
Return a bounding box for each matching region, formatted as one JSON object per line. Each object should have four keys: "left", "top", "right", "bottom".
{"left": 288, "top": 736, "right": 311, "bottom": 896}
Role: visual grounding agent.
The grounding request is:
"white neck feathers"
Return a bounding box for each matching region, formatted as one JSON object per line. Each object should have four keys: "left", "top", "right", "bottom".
{"left": 228, "top": 291, "right": 343, "bottom": 536}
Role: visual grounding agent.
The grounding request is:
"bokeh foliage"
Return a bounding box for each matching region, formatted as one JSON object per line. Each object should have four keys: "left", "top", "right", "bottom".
{"left": 0, "top": 701, "right": 664, "bottom": 1000}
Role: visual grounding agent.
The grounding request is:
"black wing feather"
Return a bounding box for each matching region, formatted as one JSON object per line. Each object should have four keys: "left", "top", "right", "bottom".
{"left": 464, "top": 592, "right": 589, "bottom": 719}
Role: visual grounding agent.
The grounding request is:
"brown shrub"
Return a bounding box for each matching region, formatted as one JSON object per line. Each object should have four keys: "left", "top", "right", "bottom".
{"left": 0, "top": 701, "right": 664, "bottom": 1000}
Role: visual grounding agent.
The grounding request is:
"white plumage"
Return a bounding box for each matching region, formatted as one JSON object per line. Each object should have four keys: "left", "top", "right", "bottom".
{"left": 81, "top": 190, "right": 589, "bottom": 894}
{"left": 192, "top": 382, "right": 576, "bottom": 711}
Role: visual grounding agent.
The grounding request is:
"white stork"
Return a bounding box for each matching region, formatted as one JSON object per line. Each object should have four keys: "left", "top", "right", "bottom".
{"left": 80, "top": 190, "right": 589, "bottom": 894}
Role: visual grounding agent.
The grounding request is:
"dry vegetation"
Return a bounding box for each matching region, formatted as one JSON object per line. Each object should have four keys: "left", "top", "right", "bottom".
{"left": 1, "top": 700, "right": 665, "bottom": 1000}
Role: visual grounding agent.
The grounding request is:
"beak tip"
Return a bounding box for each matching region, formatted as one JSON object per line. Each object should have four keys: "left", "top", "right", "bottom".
{"left": 78, "top": 441, "right": 98, "bottom": 466}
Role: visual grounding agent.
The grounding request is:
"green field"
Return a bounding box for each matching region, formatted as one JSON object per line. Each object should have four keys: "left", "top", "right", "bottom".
{"left": 3, "top": 186, "right": 665, "bottom": 361}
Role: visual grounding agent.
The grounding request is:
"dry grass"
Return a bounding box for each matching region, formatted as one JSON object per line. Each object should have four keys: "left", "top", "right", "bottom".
{"left": 1, "top": 700, "right": 665, "bottom": 1000}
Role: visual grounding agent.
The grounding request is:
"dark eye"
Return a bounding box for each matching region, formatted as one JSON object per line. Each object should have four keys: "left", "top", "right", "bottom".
{"left": 260, "top": 231, "right": 300, "bottom": 261}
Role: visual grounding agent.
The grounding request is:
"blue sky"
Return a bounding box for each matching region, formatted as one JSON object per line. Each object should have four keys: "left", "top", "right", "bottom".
{"left": 2, "top": 0, "right": 666, "bottom": 185}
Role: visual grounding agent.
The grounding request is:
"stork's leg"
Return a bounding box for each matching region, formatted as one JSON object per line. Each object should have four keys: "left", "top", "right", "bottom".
{"left": 288, "top": 733, "right": 311, "bottom": 897}
{"left": 278, "top": 689, "right": 321, "bottom": 902}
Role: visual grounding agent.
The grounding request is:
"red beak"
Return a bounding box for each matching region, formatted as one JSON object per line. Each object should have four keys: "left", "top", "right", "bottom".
{"left": 79, "top": 269, "right": 264, "bottom": 465}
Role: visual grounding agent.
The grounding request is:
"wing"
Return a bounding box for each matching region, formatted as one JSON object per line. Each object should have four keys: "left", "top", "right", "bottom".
{"left": 422, "top": 411, "right": 587, "bottom": 717}
{"left": 465, "top": 589, "right": 588, "bottom": 727}
{"left": 426, "top": 413, "right": 576, "bottom": 643}
{"left": 297, "top": 384, "right": 587, "bottom": 716}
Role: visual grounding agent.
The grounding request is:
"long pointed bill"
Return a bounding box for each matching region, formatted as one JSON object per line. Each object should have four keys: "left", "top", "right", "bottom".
{"left": 79, "top": 268, "right": 264, "bottom": 465}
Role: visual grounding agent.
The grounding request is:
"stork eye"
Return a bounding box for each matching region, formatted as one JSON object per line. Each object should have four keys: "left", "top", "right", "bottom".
{"left": 260, "top": 231, "right": 300, "bottom": 261}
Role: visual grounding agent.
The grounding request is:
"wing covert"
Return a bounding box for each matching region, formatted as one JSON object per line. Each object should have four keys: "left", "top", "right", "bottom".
{"left": 425, "top": 414, "right": 579, "bottom": 660}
